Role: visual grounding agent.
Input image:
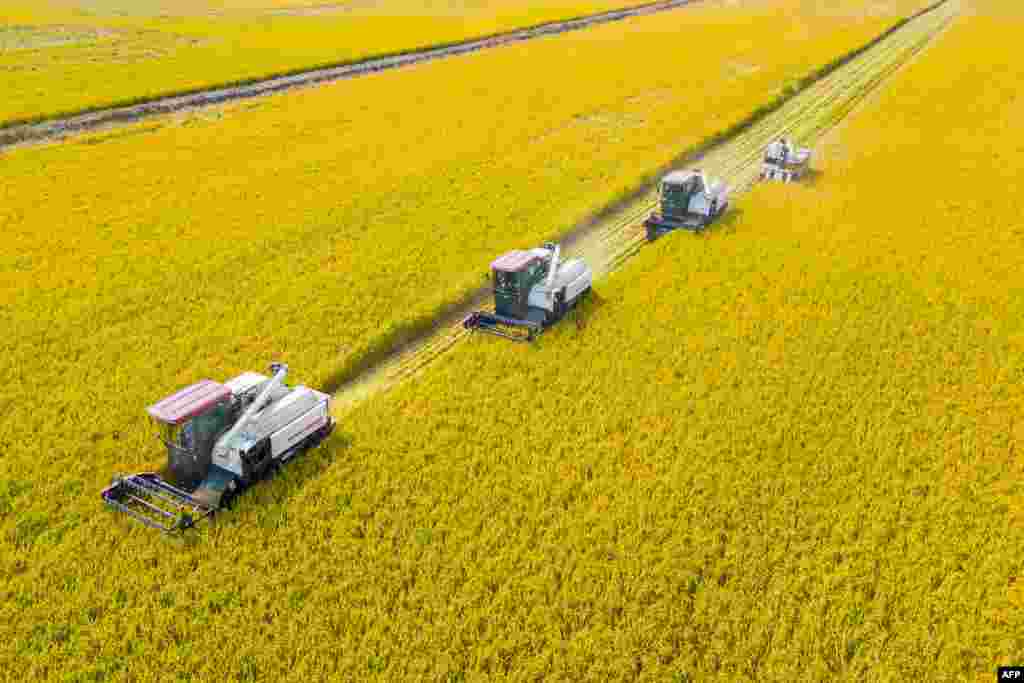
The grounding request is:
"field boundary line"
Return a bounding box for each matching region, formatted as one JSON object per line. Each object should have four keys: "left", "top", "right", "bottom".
{"left": 326, "top": 0, "right": 957, "bottom": 414}
{"left": 0, "top": 0, "right": 704, "bottom": 147}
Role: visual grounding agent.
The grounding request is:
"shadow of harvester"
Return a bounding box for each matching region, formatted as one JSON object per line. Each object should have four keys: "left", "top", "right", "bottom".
{"left": 798, "top": 167, "right": 825, "bottom": 187}
{"left": 144, "top": 429, "right": 354, "bottom": 543}
{"left": 558, "top": 288, "right": 610, "bottom": 340}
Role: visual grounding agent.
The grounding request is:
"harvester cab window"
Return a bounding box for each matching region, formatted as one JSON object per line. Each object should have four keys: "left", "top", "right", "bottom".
{"left": 193, "top": 402, "right": 229, "bottom": 442}
{"left": 496, "top": 270, "right": 516, "bottom": 291}
{"left": 666, "top": 179, "right": 692, "bottom": 200}
{"left": 180, "top": 421, "right": 195, "bottom": 450}
{"left": 156, "top": 421, "right": 170, "bottom": 447}
{"left": 154, "top": 406, "right": 224, "bottom": 453}
{"left": 155, "top": 419, "right": 191, "bottom": 451}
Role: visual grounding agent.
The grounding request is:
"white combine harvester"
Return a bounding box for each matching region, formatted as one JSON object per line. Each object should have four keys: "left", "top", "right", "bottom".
{"left": 761, "top": 137, "right": 813, "bottom": 182}
{"left": 643, "top": 169, "right": 731, "bottom": 241}
{"left": 102, "top": 363, "right": 334, "bottom": 532}
{"left": 463, "top": 241, "right": 592, "bottom": 342}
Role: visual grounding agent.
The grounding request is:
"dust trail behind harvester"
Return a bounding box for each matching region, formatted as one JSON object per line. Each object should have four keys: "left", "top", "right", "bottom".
{"left": 331, "top": 0, "right": 960, "bottom": 416}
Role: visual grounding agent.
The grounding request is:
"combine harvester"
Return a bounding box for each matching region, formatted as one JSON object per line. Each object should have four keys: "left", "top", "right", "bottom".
{"left": 102, "top": 363, "right": 334, "bottom": 532}
{"left": 644, "top": 169, "right": 731, "bottom": 241}
{"left": 464, "top": 241, "right": 592, "bottom": 342}
{"left": 760, "top": 137, "right": 813, "bottom": 182}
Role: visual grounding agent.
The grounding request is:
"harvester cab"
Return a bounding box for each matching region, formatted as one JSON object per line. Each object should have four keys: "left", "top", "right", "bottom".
{"left": 761, "top": 138, "right": 812, "bottom": 182}
{"left": 102, "top": 364, "right": 335, "bottom": 533}
{"left": 644, "top": 169, "right": 730, "bottom": 241}
{"left": 464, "top": 241, "right": 592, "bottom": 342}
{"left": 150, "top": 380, "right": 235, "bottom": 490}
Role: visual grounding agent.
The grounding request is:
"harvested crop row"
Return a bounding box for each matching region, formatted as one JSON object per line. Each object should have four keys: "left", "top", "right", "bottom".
{"left": 1, "top": 0, "right": 688, "bottom": 127}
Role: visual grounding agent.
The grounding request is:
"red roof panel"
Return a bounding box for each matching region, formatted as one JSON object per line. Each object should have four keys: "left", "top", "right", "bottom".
{"left": 146, "top": 380, "right": 232, "bottom": 425}
{"left": 490, "top": 250, "right": 540, "bottom": 272}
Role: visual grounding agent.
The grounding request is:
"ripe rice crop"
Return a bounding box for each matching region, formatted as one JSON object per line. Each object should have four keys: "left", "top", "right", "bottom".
{"left": 0, "top": 2, "right": 933, "bottom": 602}
{"left": 0, "top": 0, "right": 932, "bottom": 508}
{"left": 10, "top": 0, "right": 1017, "bottom": 679}
{"left": 254, "top": 3, "right": 1018, "bottom": 676}
{"left": 316, "top": 3, "right": 1021, "bottom": 676}
{"left": 4, "top": 0, "right": 682, "bottom": 127}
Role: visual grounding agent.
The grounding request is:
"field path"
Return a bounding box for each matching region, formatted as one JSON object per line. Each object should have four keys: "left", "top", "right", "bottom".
{"left": 330, "top": 0, "right": 960, "bottom": 415}
{"left": 0, "top": 0, "right": 703, "bottom": 150}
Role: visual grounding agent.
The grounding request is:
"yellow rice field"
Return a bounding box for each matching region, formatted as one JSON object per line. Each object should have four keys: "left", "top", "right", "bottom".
{"left": 0, "top": 1, "right": 932, "bottom": 492}
{"left": 4, "top": 0, "right": 676, "bottom": 126}
{"left": 0, "top": 4, "right": 932, "bottom": 599}
{"left": 220, "top": 3, "right": 1020, "bottom": 676}
{"left": 6, "top": 0, "right": 1022, "bottom": 679}
{"left": 315, "top": 3, "right": 1022, "bottom": 677}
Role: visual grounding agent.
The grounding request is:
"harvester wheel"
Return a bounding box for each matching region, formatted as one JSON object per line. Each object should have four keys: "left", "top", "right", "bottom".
{"left": 221, "top": 480, "right": 239, "bottom": 510}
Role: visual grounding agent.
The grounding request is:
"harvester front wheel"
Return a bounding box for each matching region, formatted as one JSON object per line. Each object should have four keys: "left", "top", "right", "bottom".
{"left": 221, "top": 480, "right": 239, "bottom": 510}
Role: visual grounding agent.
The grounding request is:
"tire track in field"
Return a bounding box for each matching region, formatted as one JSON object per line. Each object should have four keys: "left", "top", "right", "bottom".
{"left": 0, "top": 0, "right": 703, "bottom": 150}
{"left": 330, "top": 0, "right": 959, "bottom": 415}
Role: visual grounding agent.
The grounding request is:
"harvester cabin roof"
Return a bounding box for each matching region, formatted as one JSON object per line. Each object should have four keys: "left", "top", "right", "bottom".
{"left": 146, "top": 380, "right": 232, "bottom": 425}
{"left": 490, "top": 250, "right": 544, "bottom": 273}
{"left": 662, "top": 170, "right": 703, "bottom": 187}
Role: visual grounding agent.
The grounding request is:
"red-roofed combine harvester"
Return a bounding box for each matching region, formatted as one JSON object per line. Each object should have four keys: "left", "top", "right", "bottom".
{"left": 102, "top": 363, "right": 334, "bottom": 532}
{"left": 463, "top": 242, "right": 592, "bottom": 342}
